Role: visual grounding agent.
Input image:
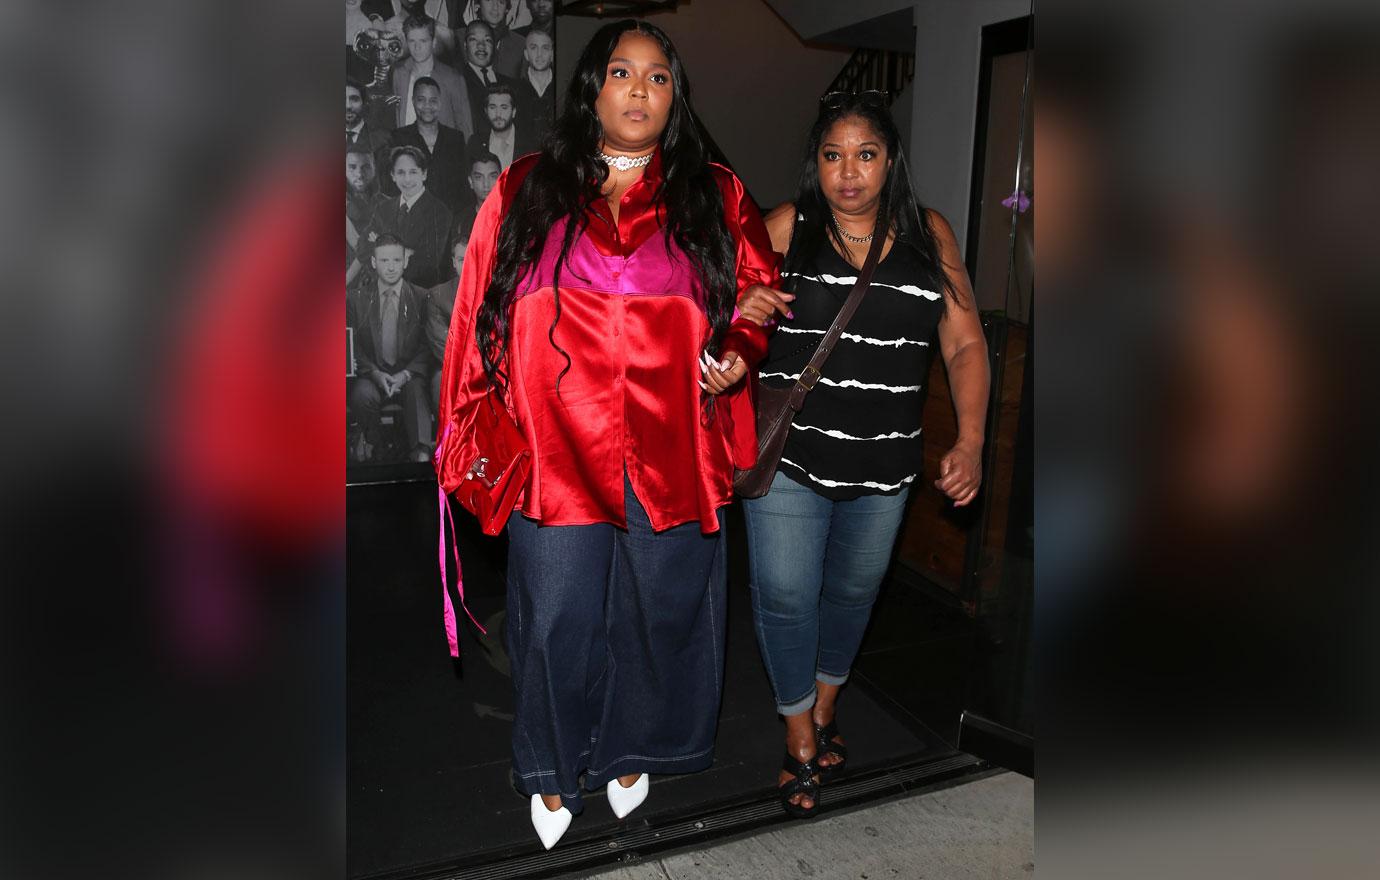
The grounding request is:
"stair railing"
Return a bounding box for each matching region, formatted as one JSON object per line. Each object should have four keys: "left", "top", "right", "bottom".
{"left": 825, "top": 48, "right": 915, "bottom": 103}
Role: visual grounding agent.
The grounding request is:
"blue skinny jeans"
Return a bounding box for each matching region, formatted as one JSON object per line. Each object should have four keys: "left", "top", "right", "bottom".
{"left": 742, "top": 470, "right": 910, "bottom": 715}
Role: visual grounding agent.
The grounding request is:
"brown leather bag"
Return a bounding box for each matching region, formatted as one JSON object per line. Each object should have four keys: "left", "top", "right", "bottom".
{"left": 733, "top": 223, "right": 887, "bottom": 499}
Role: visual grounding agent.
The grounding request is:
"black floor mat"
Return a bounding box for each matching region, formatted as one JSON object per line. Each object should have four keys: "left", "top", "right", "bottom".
{"left": 347, "top": 483, "right": 949, "bottom": 877}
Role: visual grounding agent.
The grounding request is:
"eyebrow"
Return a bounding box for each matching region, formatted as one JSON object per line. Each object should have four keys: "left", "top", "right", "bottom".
{"left": 821, "top": 141, "right": 882, "bottom": 149}
{"left": 608, "top": 56, "right": 672, "bottom": 72}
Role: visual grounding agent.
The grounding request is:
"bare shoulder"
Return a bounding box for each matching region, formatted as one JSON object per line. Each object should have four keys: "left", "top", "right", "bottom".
{"left": 925, "top": 208, "right": 959, "bottom": 247}
{"left": 763, "top": 201, "right": 797, "bottom": 255}
{"left": 925, "top": 208, "right": 966, "bottom": 273}
{"left": 923, "top": 208, "right": 977, "bottom": 309}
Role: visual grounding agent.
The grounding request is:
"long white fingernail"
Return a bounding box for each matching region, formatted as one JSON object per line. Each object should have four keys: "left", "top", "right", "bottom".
{"left": 697, "top": 380, "right": 707, "bottom": 390}
{"left": 719, "top": 359, "right": 730, "bottom": 371}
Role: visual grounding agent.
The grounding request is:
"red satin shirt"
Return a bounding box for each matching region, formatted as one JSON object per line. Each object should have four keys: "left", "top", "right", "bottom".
{"left": 434, "top": 151, "right": 779, "bottom": 533}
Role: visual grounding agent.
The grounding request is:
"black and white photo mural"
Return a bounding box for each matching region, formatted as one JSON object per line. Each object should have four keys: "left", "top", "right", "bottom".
{"left": 346, "top": 0, "right": 558, "bottom": 472}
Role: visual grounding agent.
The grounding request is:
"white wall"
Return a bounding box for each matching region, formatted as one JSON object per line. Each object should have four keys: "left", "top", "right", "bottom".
{"left": 764, "top": 0, "right": 916, "bottom": 42}
{"left": 909, "top": 0, "right": 1030, "bottom": 254}
{"left": 556, "top": 1, "right": 852, "bottom": 207}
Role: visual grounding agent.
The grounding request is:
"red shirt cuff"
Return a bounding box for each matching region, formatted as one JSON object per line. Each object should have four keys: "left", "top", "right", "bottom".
{"left": 723, "top": 317, "right": 768, "bottom": 367}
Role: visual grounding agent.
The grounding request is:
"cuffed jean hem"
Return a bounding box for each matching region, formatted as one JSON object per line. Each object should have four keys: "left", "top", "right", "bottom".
{"left": 816, "top": 669, "right": 850, "bottom": 687}
{"left": 777, "top": 688, "right": 818, "bottom": 717}
{"left": 776, "top": 671, "right": 850, "bottom": 714}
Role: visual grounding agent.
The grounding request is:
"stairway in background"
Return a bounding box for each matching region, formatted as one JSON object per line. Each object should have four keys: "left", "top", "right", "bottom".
{"left": 764, "top": 0, "right": 917, "bottom": 110}
{"left": 827, "top": 46, "right": 915, "bottom": 103}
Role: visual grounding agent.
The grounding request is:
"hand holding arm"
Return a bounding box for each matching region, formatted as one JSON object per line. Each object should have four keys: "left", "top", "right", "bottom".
{"left": 735, "top": 283, "right": 794, "bottom": 326}
{"left": 729, "top": 201, "right": 799, "bottom": 330}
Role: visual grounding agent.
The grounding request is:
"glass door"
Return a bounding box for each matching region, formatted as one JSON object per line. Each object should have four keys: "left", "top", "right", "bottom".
{"left": 859, "top": 12, "right": 1033, "bottom": 770}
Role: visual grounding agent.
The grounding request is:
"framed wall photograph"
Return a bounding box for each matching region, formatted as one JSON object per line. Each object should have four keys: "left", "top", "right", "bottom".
{"left": 347, "top": 0, "right": 559, "bottom": 483}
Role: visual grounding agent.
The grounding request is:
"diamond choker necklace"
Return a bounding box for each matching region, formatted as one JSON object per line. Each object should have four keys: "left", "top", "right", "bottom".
{"left": 598, "top": 150, "right": 655, "bottom": 171}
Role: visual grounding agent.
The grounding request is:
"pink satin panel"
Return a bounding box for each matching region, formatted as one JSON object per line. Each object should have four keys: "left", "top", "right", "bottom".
{"left": 517, "top": 217, "right": 705, "bottom": 308}
{"left": 434, "top": 152, "right": 782, "bottom": 534}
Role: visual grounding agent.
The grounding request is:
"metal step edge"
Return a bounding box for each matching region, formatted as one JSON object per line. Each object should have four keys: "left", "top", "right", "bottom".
{"left": 368, "top": 752, "right": 984, "bottom": 880}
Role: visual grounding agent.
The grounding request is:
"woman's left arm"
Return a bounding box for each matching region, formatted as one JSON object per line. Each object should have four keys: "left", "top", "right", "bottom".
{"left": 932, "top": 210, "right": 991, "bottom": 507}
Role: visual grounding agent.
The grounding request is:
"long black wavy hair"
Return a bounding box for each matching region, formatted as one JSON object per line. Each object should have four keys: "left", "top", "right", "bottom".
{"left": 785, "top": 92, "right": 960, "bottom": 304}
{"left": 473, "top": 19, "right": 737, "bottom": 400}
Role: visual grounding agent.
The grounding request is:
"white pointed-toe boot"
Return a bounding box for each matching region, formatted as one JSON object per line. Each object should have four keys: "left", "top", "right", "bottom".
{"left": 530, "top": 794, "right": 573, "bottom": 850}
{"left": 606, "top": 773, "right": 649, "bottom": 819}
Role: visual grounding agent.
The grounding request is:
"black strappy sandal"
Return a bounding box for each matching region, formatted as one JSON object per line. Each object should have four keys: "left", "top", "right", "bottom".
{"left": 814, "top": 719, "right": 849, "bottom": 780}
{"left": 778, "top": 752, "right": 822, "bottom": 818}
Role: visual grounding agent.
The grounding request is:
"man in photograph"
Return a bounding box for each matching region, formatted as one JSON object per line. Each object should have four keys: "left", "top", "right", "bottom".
{"left": 457, "top": 19, "right": 516, "bottom": 138}
{"left": 449, "top": 151, "right": 501, "bottom": 240}
{"left": 347, "top": 233, "right": 435, "bottom": 464}
{"left": 390, "top": 13, "right": 474, "bottom": 136}
{"left": 474, "top": 0, "right": 527, "bottom": 79}
{"left": 514, "top": 28, "right": 555, "bottom": 137}
{"left": 406, "top": 0, "right": 463, "bottom": 59}
{"left": 425, "top": 233, "right": 467, "bottom": 414}
{"left": 347, "top": 144, "right": 380, "bottom": 287}
{"left": 346, "top": 78, "right": 393, "bottom": 160}
{"left": 466, "top": 83, "right": 534, "bottom": 171}
{"left": 518, "top": 0, "right": 555, "bottom": 37}
{"left": 365, "top": 145, "right": 453, "bottom": 288}
{"left": 388, "top": 77, "right": 468, "bottom": 213}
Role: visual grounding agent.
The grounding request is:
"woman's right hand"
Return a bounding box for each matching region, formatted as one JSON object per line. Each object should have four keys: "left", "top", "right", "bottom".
{"left": 698, "top": 350, "right": 748, "bottom": 395}
{"left": 736, "top": 283, "right": 795, "bottom": 326}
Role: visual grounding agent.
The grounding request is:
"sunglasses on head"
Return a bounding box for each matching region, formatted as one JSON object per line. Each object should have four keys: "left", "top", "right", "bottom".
{"left": 819, "top": 89, "right": 889, "bottom": 110}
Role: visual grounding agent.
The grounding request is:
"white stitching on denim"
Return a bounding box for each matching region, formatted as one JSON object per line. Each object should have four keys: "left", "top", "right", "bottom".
{"left": 706, "top": 523, "right": 722, "bottom": 695}
{"left": 524, "top": 788, "right": 582, "bottom": 800}
{"left": 516, "top": 747, "right": 592, "bottom": 779}
{"left": 587, "top": 745, "right": 714, "bottom": 777}
{"left": 507, "top": 553, "right": 547, "bottom": 777}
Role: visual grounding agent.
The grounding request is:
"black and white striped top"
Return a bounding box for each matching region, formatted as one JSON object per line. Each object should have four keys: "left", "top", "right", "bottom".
{"left": 761, "top": 234, "right": 946, "bottom": 500}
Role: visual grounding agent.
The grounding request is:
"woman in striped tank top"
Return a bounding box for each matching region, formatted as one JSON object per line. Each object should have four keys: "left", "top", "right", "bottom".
{"left": 735, "top": 91, "right": 990, "bottom": 817}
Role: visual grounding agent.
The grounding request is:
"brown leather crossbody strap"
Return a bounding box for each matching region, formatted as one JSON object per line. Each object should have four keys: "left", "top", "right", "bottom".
{"left": 785, "top": 219, "right": 888, "bottom": 413}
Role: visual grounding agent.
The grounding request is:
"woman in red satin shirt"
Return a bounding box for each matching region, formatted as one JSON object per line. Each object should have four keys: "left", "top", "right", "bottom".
{"left": 434, "top": 20, "right": 783, "bottom": 849}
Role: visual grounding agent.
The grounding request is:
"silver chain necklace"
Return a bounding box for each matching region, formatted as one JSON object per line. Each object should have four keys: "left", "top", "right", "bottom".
{"left": 831, "top": 211, "right": 874, "bottom": 244}
{"left": 598, "top": 150, "right": 655, "bottom": 172}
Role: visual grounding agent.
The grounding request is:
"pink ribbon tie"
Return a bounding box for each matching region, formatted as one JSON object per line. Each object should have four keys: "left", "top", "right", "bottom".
{"left": 437, "top": 482, "right": 486, "bottom": 659}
